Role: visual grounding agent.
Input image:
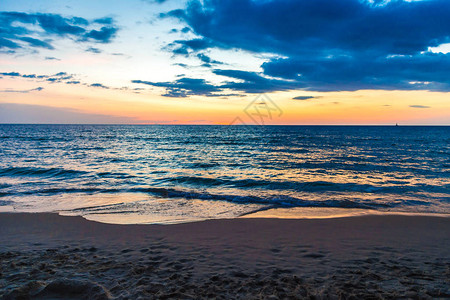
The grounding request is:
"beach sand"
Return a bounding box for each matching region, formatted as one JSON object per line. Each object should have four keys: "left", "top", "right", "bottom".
{"left": 0, "top": 213, "right": 449, "bottom": 299}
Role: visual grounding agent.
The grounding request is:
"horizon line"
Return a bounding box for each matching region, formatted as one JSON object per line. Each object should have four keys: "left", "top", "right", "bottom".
{"left": 0, "top": 123, "right": 449, "bottom": 126}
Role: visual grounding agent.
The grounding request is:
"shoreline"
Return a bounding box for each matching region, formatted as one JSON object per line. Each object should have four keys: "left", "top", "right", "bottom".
{"left": 3, "top": 205, "right": 449, "bottom": 226}
{"left": 241, "top": 207, "right": 450, "bottom": 220}
{"left": 1, "top": 212, "right": 449, "bottom": 298}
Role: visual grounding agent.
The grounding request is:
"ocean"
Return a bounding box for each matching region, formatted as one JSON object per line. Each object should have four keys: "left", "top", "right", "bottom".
{"left": 0, "top": 125, "right": 448, "bottom": 224}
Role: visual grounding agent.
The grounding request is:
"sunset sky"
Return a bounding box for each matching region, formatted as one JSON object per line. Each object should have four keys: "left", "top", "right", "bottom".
{"left": 0, "top": 0, "right": 449, "bottom": 125}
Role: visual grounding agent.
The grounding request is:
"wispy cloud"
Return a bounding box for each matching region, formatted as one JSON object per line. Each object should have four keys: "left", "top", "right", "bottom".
{"left": 1, "top": 71, "right": 115, "bottom": 91}
{"left": 0, "top": 87, "right": 44, "bottom": 93}
{"left": 86, "top": 47, "right": 102, "bottom": 54}
{"left": 409, "top": 105, "right": 431, "bottom": 109}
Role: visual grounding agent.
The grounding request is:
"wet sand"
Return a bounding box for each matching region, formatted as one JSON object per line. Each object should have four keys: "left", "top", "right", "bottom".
{"left": 0, "top": 213, "right": 449, "bottom": 299}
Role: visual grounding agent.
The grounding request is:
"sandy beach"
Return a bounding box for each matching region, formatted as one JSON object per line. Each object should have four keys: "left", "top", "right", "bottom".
{"left": 0, "top": 213, "right": 448, "bottom": 299}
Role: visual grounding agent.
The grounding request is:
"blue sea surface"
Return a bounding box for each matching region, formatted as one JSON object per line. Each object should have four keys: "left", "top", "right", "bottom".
{"left": 0, "top": 125, "right": 448, "bottom": 223}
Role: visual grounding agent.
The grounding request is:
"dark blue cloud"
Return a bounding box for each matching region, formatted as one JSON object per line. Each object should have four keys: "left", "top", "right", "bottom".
{"left": 86, "top": 47, "right": 101, "bottom": 54}
{"left": 0, "top": 12, "right": 119, "bottom": 53}
{"left": 160, "top": 9, "right": 186, "bottom": 19}
{"left": 163, "top": 0, "right": 450, "bottom": 93}
{"left": 176, "top": 0, "right": 450, "bottom": 55}
{"left": 133, "top": 69, "right": 302, "bottom": 96}
{"left": 22, "top": 74, "right": 37, "bottom": 78}
{"left": 0, "top": 72, "right": 20, "bottom": 77}
{"left": 197, "top": 53, "right": 222, "bottom": 65}
{"left": 180, "top": 27, "right": 191, "bottom": 33}
{"left": 90, "top": 83, "right": 109, "bottom": 89}
{"left": 172, "top": 47, "right": 189, "bottom": 56}
{"left": 84, "top": 26, "right": 118, "bottom": 43}
{"left": 168, "top": 38, "right": 216, "bottom": 57}
{"left": 132, "top": 78, "right": 222, "bottom": 97}
{"left": 0, "top": 37, "right": 20, "bottom": 49}
{"left": 174, "top": 38, "right": 211, "bottom": 51}
{"left": 214, "top": 69, "right": 302, "bottom": 93}
{"left": 263, "top": 52, "right": 450, "bottom": 91}
{"left": 33, "top": 13, "right": 86, "bottom": 35}
{"left": 94, "top": 17, "right": 114, "bottom": 25}
{"left": 18, "top": 37, "right": 54, "bottom": 49}
{"left": 292, "top": 96, "right": 320, "bottom": 100}
{"left": 1, "top": 71, "right": 74, "bottom": 83}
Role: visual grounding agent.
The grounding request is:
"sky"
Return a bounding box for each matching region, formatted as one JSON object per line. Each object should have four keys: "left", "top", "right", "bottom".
{"left": 0, "top": 0, "right": 449, "bottom": 125}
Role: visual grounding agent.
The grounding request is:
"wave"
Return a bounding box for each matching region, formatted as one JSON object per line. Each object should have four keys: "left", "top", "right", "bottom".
{"left": 3, "top": 183, "right": 448, "bottom": 215}
{"left": 0, "top": 167, "right": 137, "bottom": 180}
{"left": 161, "top": 176, "right": 450, "bottom": 194}
{"left": 4, "top": 185, "right": 396, "bottom": 210}
{"left": 0, "top": 167, "right": 88, "bottom": 179}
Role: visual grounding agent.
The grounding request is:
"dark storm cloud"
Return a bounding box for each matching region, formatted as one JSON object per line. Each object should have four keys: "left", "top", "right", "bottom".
{"left": 162, "top": 0, "right": 450, "bottom": 93}
{"left": 0, "top": 12, "right": 119, "bottom": 52}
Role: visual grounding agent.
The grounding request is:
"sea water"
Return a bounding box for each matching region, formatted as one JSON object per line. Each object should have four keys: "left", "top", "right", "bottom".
{"left": 0, "top": 125, "right": 448, "bottom": 223}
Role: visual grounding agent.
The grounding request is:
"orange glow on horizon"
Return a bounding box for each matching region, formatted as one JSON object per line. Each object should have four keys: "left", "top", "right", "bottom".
{"left": 1, "top": 76, "right": 449, "bottom": 125}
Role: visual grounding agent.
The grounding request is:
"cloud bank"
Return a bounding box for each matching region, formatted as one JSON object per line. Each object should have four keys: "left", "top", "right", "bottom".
{"left": 152, "top": 0, "right": 450, "bottom": 96}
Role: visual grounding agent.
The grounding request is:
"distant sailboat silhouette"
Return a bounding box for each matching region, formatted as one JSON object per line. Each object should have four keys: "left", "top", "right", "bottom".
{"left": 395, "top": 123, "right": 399, "bottom": 127}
